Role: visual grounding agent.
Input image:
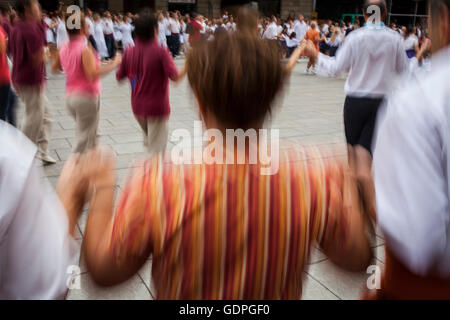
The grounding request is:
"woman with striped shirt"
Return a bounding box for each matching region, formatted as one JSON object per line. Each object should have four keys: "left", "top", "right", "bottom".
{"left": 81, "top": 20, "right": 374, "bottom": 300}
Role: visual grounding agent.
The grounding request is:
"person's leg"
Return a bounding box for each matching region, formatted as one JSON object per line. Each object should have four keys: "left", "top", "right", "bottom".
{"left": 146, "top": 116, "right": 169, "bottom": 156}
{"left": 6, "top": 87, "right": 17, "bottom": 127}
{"left": 70, "top": 95, "right": 100, "bottom": 153}
{"left": 17, "top": 86, "right": 44, "bottom": 146}
{"left": 355, "top": 98, "right": 383, "bottom": 222}
{"left": 89, "top": 35, "right": 98, "bottom": 52}
{"left": 37, "top": 92, "right": 54, "bottom": 160}
{"left": 135, "top": 115, "right": 149, "bottom": 147}
{"left": 110, "top": 36, "right": 117, "bottom": 58}
{"left": 174, "top": 35, "right": 180, "bottom": 57}
{"left": 0, "top": 84, "right": 10, "bottom": 122}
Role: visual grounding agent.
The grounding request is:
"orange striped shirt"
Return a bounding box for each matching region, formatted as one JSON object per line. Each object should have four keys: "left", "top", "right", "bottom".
{"left": 110, "top": 147, "right": 346, "bottom": 300}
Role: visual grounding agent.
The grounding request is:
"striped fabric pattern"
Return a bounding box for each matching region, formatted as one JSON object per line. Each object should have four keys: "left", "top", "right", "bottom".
{"left": 110, "top": 147, "right": 345, "bottom": 300}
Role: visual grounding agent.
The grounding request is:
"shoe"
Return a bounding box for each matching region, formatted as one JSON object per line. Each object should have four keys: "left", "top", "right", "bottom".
{"left": 37, "top": 153, "right": 57, "bottom": 165}
{"left": 305, "top": 69, "right": 311, "bottom": 75}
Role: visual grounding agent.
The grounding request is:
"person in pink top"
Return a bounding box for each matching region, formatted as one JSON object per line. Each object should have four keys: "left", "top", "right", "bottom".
{"left": 117, "top": 8, "right": 185, "bottom": 155}
{"left": 52, "top": 13, "right": 120, "bottom": 153}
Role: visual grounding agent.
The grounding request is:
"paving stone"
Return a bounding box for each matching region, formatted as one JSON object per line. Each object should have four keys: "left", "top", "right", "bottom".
{"left": 66, "top": 273, "right": 151, "bottom": 300}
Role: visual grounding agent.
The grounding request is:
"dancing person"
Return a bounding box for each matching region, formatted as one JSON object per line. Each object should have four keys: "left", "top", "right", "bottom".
{"left": 304, "top": 21, "right": 321, "bottom": 74}
{"left": 102, "top": 11, "right": 116, "bottom": 60}
{"left": 403, "top": 25, "right": 420, "bottom": 59}
{"left": 120, "top": 15, "right": 134, "bottom": 51}
{"left": 168, "top": 11, "right": 181, "bottom": 57}
{"left": 189, "top": 13, "right": 204, "bottom": 45}
{"left": 85, "top": 9, "right": 97, "bottom": 52}
{"left": 157, "top": 12, "right": 167, "bottom": 48}
{"left": 93, "top": 13, "right": 108, "bottom": 61}
{"left": 56, "top": 11, "right": 68, "bottom": 49}
{"left": 0, "top": 121, "right": 88, "bottom": 299}
{"left": 116, "top": 9, "right": 185, "bottom": 155}
{"left": 293, "top": 13, "right": 307, "bottom": 43}
{"left": 80, "top": 29, "right": 373, "bottom": 300}
{"left": 10, "top": 0, "right": 56, "bottom": 164}
{"left": 369, "top": 0, "right": 450, "bottom": 299}
{"left": 302, "top": 0, "right": 408, "bottom": 222}
{"left": 52, "top": 13, "right": 121, "bottom": 154}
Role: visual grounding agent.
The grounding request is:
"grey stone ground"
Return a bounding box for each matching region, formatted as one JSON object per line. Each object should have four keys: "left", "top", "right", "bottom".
{"left": 24, "top": 58, "right": 385, "bottom": 300}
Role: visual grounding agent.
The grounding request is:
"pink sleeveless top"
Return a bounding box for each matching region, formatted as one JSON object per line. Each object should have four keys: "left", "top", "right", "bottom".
{"left": 59, "top": 36, "right": 101, "bottom": 97}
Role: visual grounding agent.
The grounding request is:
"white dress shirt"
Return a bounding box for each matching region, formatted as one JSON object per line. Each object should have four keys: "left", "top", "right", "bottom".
{"left": 293, "top": 20, "right": 307, "bottom": 41}
{"left": 0, "top": 122, "right": 79, "bottom": 299}
{"left": 373, "top": 45, "right": 450, "bottom": 278}
{"left": 85, "top": 17, "right": 95, "bottom": 37}
{"left": 316, "top": 25, "right": 408, "bottom": 98}
{"left": 263, "top": 22, "right": 278, "bottom": 40}
{"left": 163, "top": 18, "right": 171, "bottom": 36}
{"left": 168, "top": 18, "right": 181, "bottom": 34}
{"left": 102, "top": 18, "right": 114, "bottom": 35}
{"left": 56, "top": 18, "right": 68, "bottom": 49}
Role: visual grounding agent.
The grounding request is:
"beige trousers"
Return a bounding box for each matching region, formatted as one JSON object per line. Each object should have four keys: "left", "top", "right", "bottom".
{"left": 16, "top": 85, "right": 53, "bottom": 157}
{"left": 135, "top": 116, "right": 169, "bottom": 156}
{"left": 66, "top": 95, "right": 100, "bottom": 153}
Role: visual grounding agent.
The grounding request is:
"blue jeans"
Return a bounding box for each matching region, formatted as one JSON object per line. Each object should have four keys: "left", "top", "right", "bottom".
{"left": 0, "top": 84, "right": 16, "bottom": 127}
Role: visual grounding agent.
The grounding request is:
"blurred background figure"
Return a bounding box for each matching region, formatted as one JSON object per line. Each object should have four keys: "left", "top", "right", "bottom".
{"left": 10, "top": 0, "right": 56, "bottom": 165}
{"left": 371, "top": 0, "right": 450, "bottom": 299}
{"left": 52, "top": 13, "right": 121, "bottom": 154}
{"left": 303, "top": 0, "right": 408, "bottom": 224}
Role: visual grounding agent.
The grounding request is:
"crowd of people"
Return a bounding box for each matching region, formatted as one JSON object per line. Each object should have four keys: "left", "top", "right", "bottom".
{"left": 0, "top": 0, "right": 449, "bottom": 301}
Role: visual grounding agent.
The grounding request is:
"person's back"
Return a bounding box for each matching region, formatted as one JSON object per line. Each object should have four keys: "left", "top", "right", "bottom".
{"left": 9, "top": 19, "right": 46, "bottom": 88}
{"left": 117, "top": 39, "right": 176, "bottom": 117}
{"left": 339, "top": 26, "right": 407, "bottom": 97}
{"left": 83, "top": 30, "right": 373, "bottom": 300}
{"left": 59, "top": 36, "right": 101, "bottom": 97}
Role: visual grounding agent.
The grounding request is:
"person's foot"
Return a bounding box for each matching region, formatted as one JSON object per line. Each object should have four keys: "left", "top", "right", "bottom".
{"left": 305, "top": 69, "right": 311, "bottom": 75}
{"left": 37, "top": 153, "right": 57, "bottom": 165}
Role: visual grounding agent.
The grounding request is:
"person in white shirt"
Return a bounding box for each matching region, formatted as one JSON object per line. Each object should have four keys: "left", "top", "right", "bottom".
{"left": 56, "top": 13, "right": 68, "bottom": 49}
{"left": 168, "top": 12, "right": 181, "bottom": 57}
{"left": 263, "top": 16, "right": 278, "bottom": 40}
{"left": 163, "top": 11, "right": 171, "bottom": 48}
{"left": 119, "top": 15, "right": 135, "bottom": 51}
{"left": 371, "top": 0, "right": 450, "bottom": 299}
{"left": 293, "top": 14, "right": 307, "bottom": 41}
{"left": 0, "top": 121, "right": 85, "bottom": 299}
{"left": 102, "top": 11, "right": 116, "bottom": 59}
{"left": 113, "top": 15, "right": 123, "bottom": 49}
{"left": 303, "top": 0, "right": 408, "bottom": 221}
{"left": 403, "top": 25, "right": 419, "bottom": 58}
{"left": 93, "top": 13, "right": 108, "bottom": 60}
{"left": 226, "top": 15, "right": 236, "bottom": 33}
{"left": 85, "top": 9, "right": 97, "bottom": 52}
{"left": 157, "top": 12, "right": 167, "bottom": 48}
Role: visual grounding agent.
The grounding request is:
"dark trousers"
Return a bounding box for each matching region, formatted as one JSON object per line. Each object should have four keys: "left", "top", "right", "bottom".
{"left": 0, "top": 84, "right": 17, "bottom": 127}
{"left": 104, "top": 34, "right": 116, "bottom": 59}
{"left": 88, "top": 35, "right": 98, "bottom": 52}
{"left": 168, "top": 34, "right": 180, "bottom": 57}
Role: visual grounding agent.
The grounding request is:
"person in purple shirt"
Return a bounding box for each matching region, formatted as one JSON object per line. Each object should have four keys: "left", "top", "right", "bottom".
{"left": 9, "top": 0, "right": 56, "bottom": 164}
{"left": 117, "top": 8, "right": 185, "bottom": 156}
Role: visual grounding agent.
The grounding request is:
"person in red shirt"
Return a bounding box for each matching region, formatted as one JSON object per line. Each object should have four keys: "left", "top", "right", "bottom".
{"left": 9, "top": 0, "right": 55, "bottom": 164}
{"left": 189, "top": 13, "right": 204, "bottom": 45}
{"left": 116, "top": 8, "right": 185, "bottom": 156}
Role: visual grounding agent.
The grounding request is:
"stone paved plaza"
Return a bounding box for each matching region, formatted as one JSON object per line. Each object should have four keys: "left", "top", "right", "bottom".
{"left": 25, "top": 58, "right": 385, "bottom": 300}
